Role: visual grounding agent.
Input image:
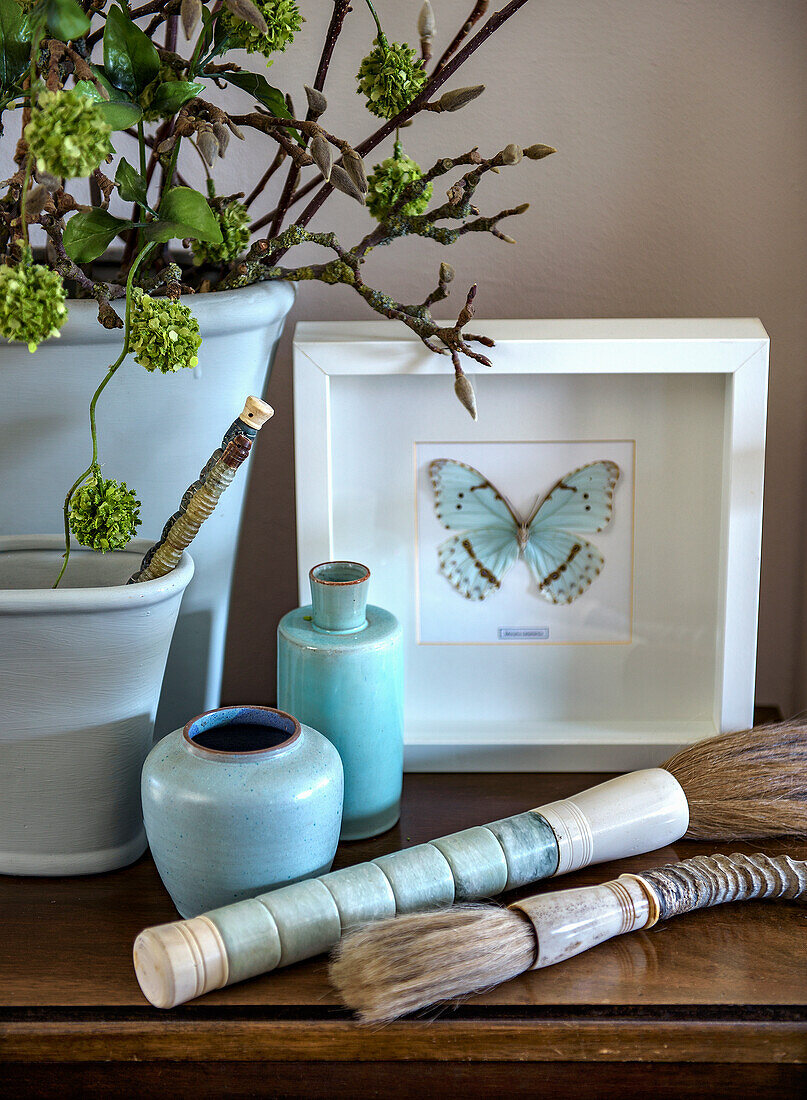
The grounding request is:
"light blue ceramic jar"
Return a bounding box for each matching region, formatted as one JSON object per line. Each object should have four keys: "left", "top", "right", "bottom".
{"left": 277, "top": 562, "right": 404, "bottom": 841}
{"left": 141, "top": 706, "right": 343, "bottom": 918}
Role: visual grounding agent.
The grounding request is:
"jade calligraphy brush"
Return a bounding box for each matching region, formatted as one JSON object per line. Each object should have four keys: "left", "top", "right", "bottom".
{"left": 134, "top": 720, "right": 807, "bottom": 1009}
{"left": 129, "top": 395, "right": 273, "bottom": 583}
{"left": 330, "top": 850, "right": 807, "bottom": 1023}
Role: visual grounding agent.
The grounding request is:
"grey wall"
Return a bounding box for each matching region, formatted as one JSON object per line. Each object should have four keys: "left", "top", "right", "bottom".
{"left": 6, "top": 1, "right": 807, "bottom": 713}
{"left": 221, "top": 1, "right": 807, "bottom": 715}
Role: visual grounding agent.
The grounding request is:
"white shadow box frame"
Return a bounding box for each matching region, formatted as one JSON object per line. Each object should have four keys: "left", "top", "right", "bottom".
{"left": 293, "top": 320, "right": 769, "bottom": 772}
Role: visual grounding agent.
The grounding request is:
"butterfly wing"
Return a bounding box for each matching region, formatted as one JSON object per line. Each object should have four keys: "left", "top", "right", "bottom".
{"left": 524, "top": 461, "right": 620, "bottom": 605}
{"left": 523, "top": 530, "right": 605, "bottom": 605}
{"left": 429, "top": 459, "right": 520, "bottom": 600}
{"left": 430, "top": 458, "right": 520, "bottom": 532}
{"left": 527, "top": 460, "right": 620, "bottom": 532}
{"left": 438, "top": 530, "right": 520, "bottom": 601}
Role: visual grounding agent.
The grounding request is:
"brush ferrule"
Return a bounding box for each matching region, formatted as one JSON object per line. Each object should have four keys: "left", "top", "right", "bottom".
{"left": 533, "top": 768, "right": 690, "bottom": 875}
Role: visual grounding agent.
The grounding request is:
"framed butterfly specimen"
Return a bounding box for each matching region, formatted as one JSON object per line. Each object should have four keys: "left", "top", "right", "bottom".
{"left": 429, "top": 458, "right": 620, "bottom": 604}
{"left": 293, "top": 319, "right": 767, "bottom": 769}
{"left": 416, "top": 440, "right": 634, "bottom": 647}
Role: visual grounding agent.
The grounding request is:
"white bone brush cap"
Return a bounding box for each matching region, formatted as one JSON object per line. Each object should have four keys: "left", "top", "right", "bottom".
{"left": 134, "top": 916, "right": 229, "bottom": 1009}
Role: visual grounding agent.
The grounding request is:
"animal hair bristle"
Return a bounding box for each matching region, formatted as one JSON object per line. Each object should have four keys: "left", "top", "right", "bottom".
{"left": 329, "top": 904, "right": 536, "bottom": 1024}
{"left": 662, "top": 720, "right": 807, "bottom": 839}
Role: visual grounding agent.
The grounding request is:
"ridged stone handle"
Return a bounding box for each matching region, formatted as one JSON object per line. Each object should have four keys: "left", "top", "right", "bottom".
{"left": 638, "top": 852, "right": 807, "bottom": 920}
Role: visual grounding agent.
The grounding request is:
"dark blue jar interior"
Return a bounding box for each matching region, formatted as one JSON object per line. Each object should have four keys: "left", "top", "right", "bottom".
{"left": 186, "top": 707, "right": 299, "bottom": 753}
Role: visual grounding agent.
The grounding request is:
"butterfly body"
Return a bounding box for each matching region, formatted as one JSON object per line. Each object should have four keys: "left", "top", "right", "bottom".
{"left": 429, "top": 458, "right": 620, "bottom": 604}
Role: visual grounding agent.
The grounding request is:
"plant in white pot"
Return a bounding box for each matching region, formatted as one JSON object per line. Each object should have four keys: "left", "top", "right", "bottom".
{"left": 0, "top": 0, "right": 549, "bottom": 731}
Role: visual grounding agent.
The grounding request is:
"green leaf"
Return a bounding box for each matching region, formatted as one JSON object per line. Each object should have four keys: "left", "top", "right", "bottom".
{"left": 89, "top": 65, "right": 131, "bottom": 103}
{"left": 148, "top": 80, "right": 204, "bottom": 117}
{"left": 224, "top": 71, "right": 302, "bottom": 145}
{"left": 115, "top": 157, "right": 148, "bottom": 208}
{"left": 145, "top": 186, "right": 223, "bottom": 245}
{"left": 97, "top": 97, "right": 143, "bottom": 129}
{"left": 74, "top": 78, "right": 142, "bottom": 129}
{"left": 196, "top": 5, "right": 214, "bottom": 61}
{"left": 0, "top": 0, "right": 30, "bottom": 94}
{"left": 45, "top": 0, "right": 91, "bottom": 42}
{"left": 63, "top": 209, "right": 132, "bottom": 263}
{"left": 103, "top": 4, "right": 159, "bottom": 97}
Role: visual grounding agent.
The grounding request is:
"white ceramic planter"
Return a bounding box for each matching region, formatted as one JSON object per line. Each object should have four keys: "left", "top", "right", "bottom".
{"left": 0, "top": 280, "right": 295, "bottom": 737}
{"left": 0, "top": 536, "right": 193, "bottom": 875}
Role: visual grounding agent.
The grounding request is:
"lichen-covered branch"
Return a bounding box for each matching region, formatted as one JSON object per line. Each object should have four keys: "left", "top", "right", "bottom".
{"left": 40, "top": 217, "right": 125, "bottom": 329}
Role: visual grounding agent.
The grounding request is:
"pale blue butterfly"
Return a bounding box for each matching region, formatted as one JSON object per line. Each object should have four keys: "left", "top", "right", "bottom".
{"left": 428, "top": 458, "right": 621, "bottom": 603}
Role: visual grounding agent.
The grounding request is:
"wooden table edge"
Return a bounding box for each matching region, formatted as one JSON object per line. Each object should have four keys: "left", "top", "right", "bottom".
{"left": 2, "top": 1015, "right": 805, "bottom": 1064}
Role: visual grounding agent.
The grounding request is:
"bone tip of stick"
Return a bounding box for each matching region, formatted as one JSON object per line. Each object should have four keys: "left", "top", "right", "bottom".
{"left": 133, "top": 917, "right": 228, "bottom": 1009}
{"left": 239, "top": 395, "right": 274, "bottom": 429}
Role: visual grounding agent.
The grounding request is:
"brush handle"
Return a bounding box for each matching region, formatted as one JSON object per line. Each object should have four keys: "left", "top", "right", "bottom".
{"left": 637, "top": 851, "right": 807, "bottom": 919}
{"left": 129, "top": 396, "right": 273, "bottom": 584}
{"left": 133, "top": 769, "right": 690, "bottom": 1008}
{"left": 131, "top": 436, "right": 251, "bottom": 582}
{"left": 512, "top": 852, "right": 807, "bottom": 971}
{"left": 533, "top": 768, "right": 689, "bottom": 875}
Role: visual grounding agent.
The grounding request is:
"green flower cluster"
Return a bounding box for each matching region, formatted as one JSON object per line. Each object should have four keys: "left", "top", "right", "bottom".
{"left": 69, "top": 471, "right": 141, "bottom": 552}
{"left": 24, "top": 90, "right": 112, "bottom": 180}
{"left": 366, "top": 144, "right": 432, "bottom": 221}
{"left": 129, "top": 290, "right": 201, "bottom": 374}
{"left": 220, "top": 0, "right": 302, "bottom": 61}
{"left": 192, "top": 199, "right": 251, "bottom": 265}
{"left": 357, "top": 38, "right": 427, "bottom": 119}
{"left": 0, "top": 259, "right": 68, "bottom": 353}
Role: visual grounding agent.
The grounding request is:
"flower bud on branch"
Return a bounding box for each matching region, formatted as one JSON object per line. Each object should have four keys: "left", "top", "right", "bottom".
{"left": 429, "top": 85, "right": 486, "bottom": 113}
{"left": 310, "top": 133, "right": 333, "bottom": 181}
{"left": 454, "top": 368, "right": 478, "bottom": 421}
{"left": 225, "top": 0, "right": 269, "bottom": 35}
{"left": 524, "top": 143, "right": 557, "bottom": 160}
{"left": 418, "top": 2, "right": 436, "bottom": 62}
{"left": 343, "top": 148, "right": 368, "bottom": 194}
{"left": 181, "top": 0, "right": 202, "bottom": 40}
{"left": 304, "top": 85, "right": 328, "bottom": 119}
{"left": 500, "top": 143, "right": 522, "bottom": 164}
{"left": 330, "top": 165, "right": 366, "bottom": 205}
{"left": 212, "top": 123, "right": 230, "bottom": 157}
{"left": 197, "top": 128, "right": 220, "bottom": 166}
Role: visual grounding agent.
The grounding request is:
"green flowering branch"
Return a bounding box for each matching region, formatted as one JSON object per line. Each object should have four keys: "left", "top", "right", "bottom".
{"left": 54, "top": 241, "right": 158, "bottom": 588}
{"left": 0, "top": 0, "right": 547, "bottom": 473}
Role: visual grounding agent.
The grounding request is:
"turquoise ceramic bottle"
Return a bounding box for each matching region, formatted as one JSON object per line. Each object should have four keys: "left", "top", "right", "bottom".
{"left": 277, "top": 562, "right": 404, "bottom": 840}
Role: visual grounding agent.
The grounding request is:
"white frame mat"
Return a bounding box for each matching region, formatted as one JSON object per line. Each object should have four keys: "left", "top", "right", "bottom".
{"left": 293, "top": 319, "right": 769, "bottom": 771}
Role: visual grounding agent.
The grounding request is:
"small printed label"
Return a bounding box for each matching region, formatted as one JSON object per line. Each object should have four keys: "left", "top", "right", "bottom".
{"left": 498, "top": 627, "right": 550, "bottom": 641}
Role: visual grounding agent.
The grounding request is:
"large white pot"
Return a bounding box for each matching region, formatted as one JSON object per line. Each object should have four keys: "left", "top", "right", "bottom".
{"left": 0, "top": 280, "right": 295, "bottom": 736}
{"left": 0, "top": 536, "right": 193, "bottom": 875}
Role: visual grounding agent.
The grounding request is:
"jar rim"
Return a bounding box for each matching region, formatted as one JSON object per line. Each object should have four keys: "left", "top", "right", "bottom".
{"left": 182, "top": 706, "right": 301, "bottom": 758}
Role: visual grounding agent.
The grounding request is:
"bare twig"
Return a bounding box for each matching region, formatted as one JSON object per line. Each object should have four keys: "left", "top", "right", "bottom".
{"left": 267, "top": 0, "right": 353, "bottom": 234}
{"left": 245, "top": 146, "right": 287, "bottom": 208}
{"left": 433, "top": 1, "right": 490, "bottom": 75}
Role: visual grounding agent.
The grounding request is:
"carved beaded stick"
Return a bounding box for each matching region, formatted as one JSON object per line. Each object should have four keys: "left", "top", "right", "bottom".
{"left": 133, "top": 721, "right": 807, "bottom": 1009}
{"left": 330, "top": 851, "right": 807, "bottom": 1022}
{"left": 129, "top": 396, "right": 273, "bottom": 583}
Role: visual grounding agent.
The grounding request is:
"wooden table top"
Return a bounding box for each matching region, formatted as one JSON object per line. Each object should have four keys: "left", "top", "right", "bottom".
{"left": 1, "top": 771, "right": 805, "bottom": 1097}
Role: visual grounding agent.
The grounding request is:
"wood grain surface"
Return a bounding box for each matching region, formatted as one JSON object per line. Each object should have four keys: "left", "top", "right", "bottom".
{"left": 1, "top": 770, "right": 805, "bottom": 1096}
